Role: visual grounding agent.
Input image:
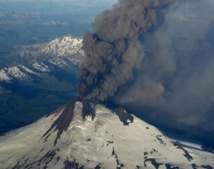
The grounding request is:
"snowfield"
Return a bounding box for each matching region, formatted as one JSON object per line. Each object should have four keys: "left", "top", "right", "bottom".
{"left": 0, "top": 102, "right": 213, "bottom": 169}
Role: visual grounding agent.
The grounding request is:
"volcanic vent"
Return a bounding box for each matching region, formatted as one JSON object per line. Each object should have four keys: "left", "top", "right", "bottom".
{"left": 78, "top": 0, "right": 172, "bottom": 108}
{"left": 43, "top": 0, "right": 172, "bottom": 146}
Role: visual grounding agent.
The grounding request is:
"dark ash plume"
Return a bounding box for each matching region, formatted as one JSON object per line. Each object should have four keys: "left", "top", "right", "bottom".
{"left": 79, "top": 0, "right": 214, "bottom": 147}
{"left": 79, "top": 0, "right": 172, "bottom": 101}
{"left": 114, "top": 0, "right": 214, "bottom": 146}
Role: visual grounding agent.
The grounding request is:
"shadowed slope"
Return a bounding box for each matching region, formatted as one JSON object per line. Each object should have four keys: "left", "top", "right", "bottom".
{"left": 43, "top": 97, "right": 77, "bottom": 146}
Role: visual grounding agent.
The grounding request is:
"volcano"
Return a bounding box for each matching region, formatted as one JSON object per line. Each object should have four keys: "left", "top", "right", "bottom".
{"left": 0, "top": 100, "right": 213, "bottom": 169}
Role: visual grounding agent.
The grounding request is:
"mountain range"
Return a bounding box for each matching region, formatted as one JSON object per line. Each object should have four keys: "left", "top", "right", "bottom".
{"left": 0, "top": 35, "right": 83, "bottom": 134}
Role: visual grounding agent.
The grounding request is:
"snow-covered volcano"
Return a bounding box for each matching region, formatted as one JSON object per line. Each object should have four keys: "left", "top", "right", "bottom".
{"left": 0, "top": 101, "right": 213, "bottom": 169}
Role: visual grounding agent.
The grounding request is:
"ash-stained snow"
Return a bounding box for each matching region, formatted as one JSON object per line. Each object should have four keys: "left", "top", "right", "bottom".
{"left": 0, "top": 102, "right": 213, "bottom": 169}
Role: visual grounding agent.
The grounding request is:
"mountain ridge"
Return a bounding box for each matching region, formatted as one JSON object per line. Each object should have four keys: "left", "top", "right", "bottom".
{"left": 0, "top": 35, "right": 83, "bottom": 83}
{"left": 0, "top": 101, "right": 213, "bottom": 169}
{"left": 0, "top": 35, "right": 83, "bottom": 134}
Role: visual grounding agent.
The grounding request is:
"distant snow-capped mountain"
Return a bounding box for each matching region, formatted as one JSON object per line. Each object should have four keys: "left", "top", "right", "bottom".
{"left": 0, "top": 35, "right": 83, "bottom": 133}
{"left": 17, "top": 35, "right": 84, "bottom": 65}
{"left": 0, "top": 101, "right": 213, "bottom": 169}
{"left": 0, "top": 35, "right": 83, "bottom": 83}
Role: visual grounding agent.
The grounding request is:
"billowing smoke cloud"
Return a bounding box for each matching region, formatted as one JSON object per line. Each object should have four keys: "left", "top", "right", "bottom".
{"left": 79, "top": 0, "right": 172, "bottom": 101}
{"left": 114, "top": 0, "right": 214, "bottom": 144}
{"left": 79, "top": 0, "right": 214, "bottom": 146}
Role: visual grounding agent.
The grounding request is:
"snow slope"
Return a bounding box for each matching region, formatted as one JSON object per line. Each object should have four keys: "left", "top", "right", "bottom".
{"left": 0, "top": 101, "right": 213, "bottom": 169}
{"left": 0, "top": 66, "right": 31, "bottom": 82}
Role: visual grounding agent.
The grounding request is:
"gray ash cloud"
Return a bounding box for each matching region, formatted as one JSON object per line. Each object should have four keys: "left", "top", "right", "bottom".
{"left": 114, "top": 0, "right": 214, "bottom": 144}
{"left": 79, "top": 0, "right": 172, "bottom": 101}
{"left": 79, "top": 0, "right": 214, "bottom": 146}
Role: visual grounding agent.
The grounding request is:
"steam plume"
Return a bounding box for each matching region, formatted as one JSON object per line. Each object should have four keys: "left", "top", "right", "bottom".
{"left": 79, "top": 0, "right": 172, "bottom": 101}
